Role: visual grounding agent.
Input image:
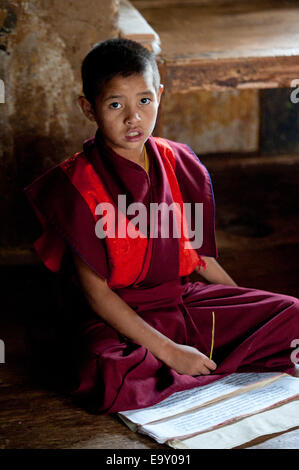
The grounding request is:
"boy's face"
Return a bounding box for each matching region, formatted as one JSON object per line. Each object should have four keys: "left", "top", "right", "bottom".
{"left": 79, "top": 67, "right": 163, "bottom": 161}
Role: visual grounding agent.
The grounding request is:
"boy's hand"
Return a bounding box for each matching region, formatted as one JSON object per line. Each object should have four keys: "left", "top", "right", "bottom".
{"left": 163, "top": 343, "right": 217, "bottom": 376}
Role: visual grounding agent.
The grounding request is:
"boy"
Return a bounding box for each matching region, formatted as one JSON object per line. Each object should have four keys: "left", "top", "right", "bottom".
{"left": 25, "top": 39, "right": 299, "bottom": 413}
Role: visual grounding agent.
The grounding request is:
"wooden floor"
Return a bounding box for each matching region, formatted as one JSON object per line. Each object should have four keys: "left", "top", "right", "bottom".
{"left": 1, "top": 153, "right": 299, "bottom": 449}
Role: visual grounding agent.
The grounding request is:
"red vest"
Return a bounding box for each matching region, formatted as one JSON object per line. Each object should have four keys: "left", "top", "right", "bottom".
{"left": 30, "top": 137, "right": 206, "bottom": 288}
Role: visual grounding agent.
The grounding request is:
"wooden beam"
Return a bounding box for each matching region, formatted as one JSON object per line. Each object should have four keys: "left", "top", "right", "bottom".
{"left": 132, "top": 1, "right": 299, "bottom": 90}
{"left": 164, "top": 56, "right": 299, "bottom": 92}
{"left": 118, "top": 0, "right": 161, "bottom": 54}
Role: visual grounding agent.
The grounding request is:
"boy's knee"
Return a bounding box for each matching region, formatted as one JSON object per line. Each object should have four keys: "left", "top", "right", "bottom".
{"left": 274, "top": 292, "right": 299, "bottom": 312}
{"left": 285, "top": 295, "right": 299, "bottom": 310}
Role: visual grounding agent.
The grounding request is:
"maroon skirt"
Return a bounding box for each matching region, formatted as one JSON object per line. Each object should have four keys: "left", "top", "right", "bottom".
{"left": 70, "top": 278, "right": 299, "bottom": 413}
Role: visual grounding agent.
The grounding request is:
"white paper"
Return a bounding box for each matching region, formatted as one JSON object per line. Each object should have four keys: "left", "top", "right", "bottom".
{"left": 169, "top": 399, "right": 299, "bottom": 449}
{"left": 119, "top": 372, "right": 282, "bottom": 425}
{"left": 139, "top": 375, "right": 299, "bottom": 443}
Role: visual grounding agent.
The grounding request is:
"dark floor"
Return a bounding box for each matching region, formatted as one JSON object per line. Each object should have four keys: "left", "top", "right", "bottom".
{"left": 1, "top": 153, "right": 299, "bottom": 449}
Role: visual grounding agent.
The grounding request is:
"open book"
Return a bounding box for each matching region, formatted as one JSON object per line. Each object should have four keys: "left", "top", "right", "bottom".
{"left": 117, "top": 372, "right": 299, "bottom": 447}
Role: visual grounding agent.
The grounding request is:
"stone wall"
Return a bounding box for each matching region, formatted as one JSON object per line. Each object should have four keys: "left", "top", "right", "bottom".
{"left": 1, "top": 1, "right": 298, "bottom": 262}
{"left": 0, "top": 0, "right": 119, "bottom": 255}
{"left": 162, "top": 89, "right": 259, "bottom": 154}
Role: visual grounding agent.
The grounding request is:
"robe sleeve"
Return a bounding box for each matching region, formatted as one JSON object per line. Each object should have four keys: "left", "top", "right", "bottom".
{"left": 166, "top": 139, "right": 218, "bottom": 259}
{"left": 24, "top": 164, "right": 109, "bottom": 280}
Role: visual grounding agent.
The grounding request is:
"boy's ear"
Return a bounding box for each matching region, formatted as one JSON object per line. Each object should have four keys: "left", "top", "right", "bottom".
{"left": 78, "top": 96, "right": 96, "bottom": 122}
{"left": 157, "top": 84, "right": 164, "bottom": 104}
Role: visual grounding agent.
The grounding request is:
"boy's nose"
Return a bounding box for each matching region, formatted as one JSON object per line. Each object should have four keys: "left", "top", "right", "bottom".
{"left": 125, "top": 110, "right": 141, "bottom": 125}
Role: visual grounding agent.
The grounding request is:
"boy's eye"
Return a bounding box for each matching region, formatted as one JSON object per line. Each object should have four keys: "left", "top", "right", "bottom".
{"left": 140, "top": 97, "right": 151, "bottom": 105}
{"left": 109, "top": 102, "right": 122, "bottom": 109}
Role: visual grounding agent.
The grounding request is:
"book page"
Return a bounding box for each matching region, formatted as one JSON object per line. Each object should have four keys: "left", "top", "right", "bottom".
{"left": 119, "top": 372, "right": 283, "bottom": 426}
{"left": 139, "top": 375, "right": 299, "bottom": 443}
{"left": 169, "top": 399, "right": 299, "bottom": 449}
{"left": 117, "top": 414, "right": 138, "bottom": 432}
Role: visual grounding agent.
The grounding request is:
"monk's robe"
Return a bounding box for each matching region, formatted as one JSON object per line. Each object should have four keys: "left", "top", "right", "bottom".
{"left": 24, "top": 131, "right": 299, "bottom": 414}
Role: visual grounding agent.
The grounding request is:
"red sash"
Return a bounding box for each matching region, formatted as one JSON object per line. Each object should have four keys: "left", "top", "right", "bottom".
{"left": 29, "top": 137, "right": 206, "bottom": 288}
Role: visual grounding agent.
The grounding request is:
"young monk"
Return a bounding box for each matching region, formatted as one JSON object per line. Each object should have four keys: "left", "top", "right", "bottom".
{"left": 24, "top": 38, "right": 299, "bottom": 413}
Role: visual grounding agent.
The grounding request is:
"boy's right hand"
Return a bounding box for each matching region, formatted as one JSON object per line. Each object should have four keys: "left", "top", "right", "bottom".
{"left": 163, "top": 343, "right": 217, "bottom": 376}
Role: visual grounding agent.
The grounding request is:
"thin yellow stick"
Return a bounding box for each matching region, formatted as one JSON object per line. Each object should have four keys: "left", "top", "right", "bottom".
{"left": 144, "top": 147, "right": 149, "bottom": 172}
{"left": 209, "top": 311, "right": 215, "bottom": 360}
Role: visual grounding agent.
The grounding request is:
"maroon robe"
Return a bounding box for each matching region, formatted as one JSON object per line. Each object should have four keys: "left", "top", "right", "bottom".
{"left": 24, "top": 132, "right": 299, "bottom": 413}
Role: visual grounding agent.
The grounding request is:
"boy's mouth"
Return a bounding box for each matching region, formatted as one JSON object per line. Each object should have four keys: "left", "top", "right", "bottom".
{"left": 125, "top": 129, "right": 144, "bottom": 142}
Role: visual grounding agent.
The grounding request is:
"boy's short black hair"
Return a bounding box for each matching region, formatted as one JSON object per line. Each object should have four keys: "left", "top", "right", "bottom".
{"left": 81, "top": 38, "right": 160, "bottom": 105}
